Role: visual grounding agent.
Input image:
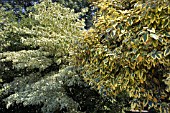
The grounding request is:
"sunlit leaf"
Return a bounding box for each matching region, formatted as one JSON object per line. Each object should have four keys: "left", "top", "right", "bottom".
{"left": 150, "top": 33, "right": 159, "bottom": 40}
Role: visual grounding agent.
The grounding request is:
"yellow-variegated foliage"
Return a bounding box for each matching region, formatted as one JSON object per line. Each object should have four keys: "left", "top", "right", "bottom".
{"left": 74, "top": 0, "right": 170, "bottom": 112}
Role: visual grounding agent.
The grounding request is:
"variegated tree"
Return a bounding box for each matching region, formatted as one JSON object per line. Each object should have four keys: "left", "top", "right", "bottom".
{"left": 0, "top": 0, "right": 86, "bottom": 113}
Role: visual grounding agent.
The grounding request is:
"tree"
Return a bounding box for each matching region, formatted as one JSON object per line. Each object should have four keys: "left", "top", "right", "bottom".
{"left": 73, "top": 0, "right": 170, "bottom": 112}
{"left": 0, "top": 0, "right": 86, "bottom": 113}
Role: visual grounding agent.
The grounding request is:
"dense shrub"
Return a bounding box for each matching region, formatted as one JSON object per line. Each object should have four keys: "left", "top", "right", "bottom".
{"left": 73, "top": 0, "right": 170, "bottom": 112}
{"left": 0, "top": 0, "right": 86, "bottom": 113}
{"left": 0, "top": 0, "right": 117, "bottom": 113}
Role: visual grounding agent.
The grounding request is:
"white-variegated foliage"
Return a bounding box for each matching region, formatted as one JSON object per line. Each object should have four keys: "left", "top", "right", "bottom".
{"left": 0, "top": 0, "right": 85, "bottom": 113}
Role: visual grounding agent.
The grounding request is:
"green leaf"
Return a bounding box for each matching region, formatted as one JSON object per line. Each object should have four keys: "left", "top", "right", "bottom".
{"left": 135, "top": 70, "right": 140, "bottom": 76}
{"left": 153, "top": 40, "right": 158, "bottom": 47}
{"left": 150, "top": 34, "right": 159, "bottom": 40}
{"left": 128, "top": 18, "right": 133, "bottom": 25}
{"left": 112, "top": 30, "right": 116, "bottom": 36}
{"left": 151, "top": 53, "right": 157, "bottom": 59}
{"left": 143, "top": 33, "right": 149, "bottom": 42}
{"left": 164, "top": 19, "right": 169, "bottom": 27}
{"left": 131, "top": 102, "right": 137, "bottom": 109}
{"left": 165, "top": 32, "right": 170, "bottom": 37}
{"left": 106, "top": 28, "right": 112, "bottom": 33}
{"left": 156, "top": 51, "right": 162, "bottom": 59}
{"left": 147, "top": 28, "right": 155, "bottom": 33}
{"left": 164, "top": 48, "right": 170, "bottom": 57}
